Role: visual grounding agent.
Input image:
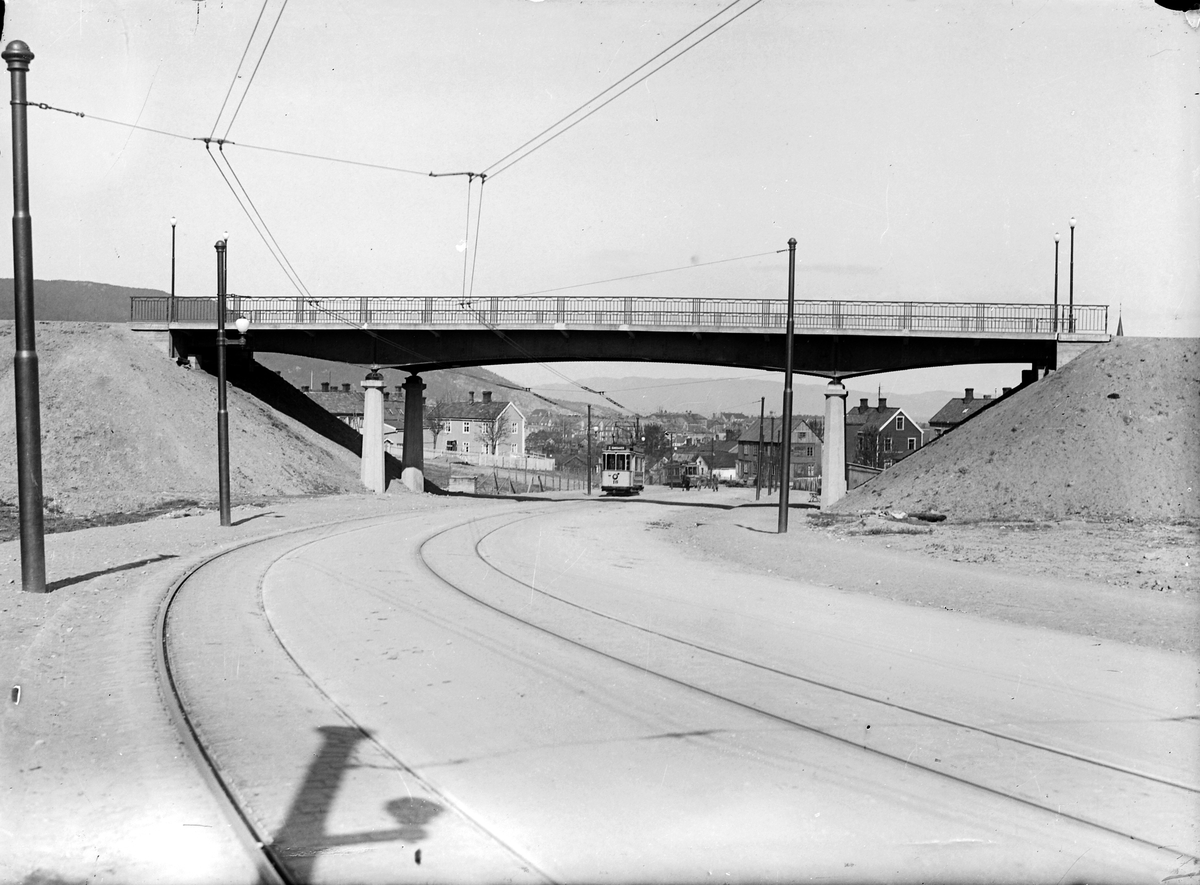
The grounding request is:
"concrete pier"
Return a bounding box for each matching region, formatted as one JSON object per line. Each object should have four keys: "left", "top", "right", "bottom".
{"left": 821, "top": 380, "right": 848, "bottom": 510}
{"left": 360, "top": 371, "right": 385, "bottom": 494}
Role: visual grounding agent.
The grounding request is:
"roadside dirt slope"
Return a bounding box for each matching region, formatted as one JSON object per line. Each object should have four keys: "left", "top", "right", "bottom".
{"left": 0, "top": 322, "right": 366, "bottom": 516}
{"left": 835, "top": 337, "right": 1200, "bottom": 522}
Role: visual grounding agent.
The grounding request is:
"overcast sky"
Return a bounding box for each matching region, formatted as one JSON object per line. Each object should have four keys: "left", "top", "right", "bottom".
{"left": 2, "top": 0, "right": 1196, "bottom": 398}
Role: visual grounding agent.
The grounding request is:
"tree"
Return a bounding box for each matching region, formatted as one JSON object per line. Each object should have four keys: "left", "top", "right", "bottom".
{"left": 526, "top": 429, "right": 557, "bottom": 457}
{"left": 642, "top": 423, "right": 671, "bottom": 463}
{"left": 476, "top": 413, "right": 505, "bottom": 455}
{"left": 424, "top": 400, "right": 449, "bottom": 449}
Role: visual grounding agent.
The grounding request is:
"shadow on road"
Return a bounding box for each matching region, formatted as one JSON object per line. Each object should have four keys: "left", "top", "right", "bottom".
{"left": 46, "top": 553, "right": 179, "bottom": 592}
{"left": 272, "top": 725, "right": 443, "bottom": 879}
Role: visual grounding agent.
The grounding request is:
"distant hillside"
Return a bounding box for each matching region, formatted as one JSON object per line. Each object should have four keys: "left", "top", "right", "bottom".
{"left": 0, "top": 279, "right": 165, "bottom": 322}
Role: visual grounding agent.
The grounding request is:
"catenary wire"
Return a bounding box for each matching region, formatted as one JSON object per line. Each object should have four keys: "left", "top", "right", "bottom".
{"left": 210, "top": 0, "right": 272, "bottom": 141}
{"left": 485, "top": 0, "right": 765, "bottom": 180}
{"left": 482, "top": 0, "right": 750, "bottom": 176}
{"left": 222, "top": 0, "right": 291, "bottom": 141}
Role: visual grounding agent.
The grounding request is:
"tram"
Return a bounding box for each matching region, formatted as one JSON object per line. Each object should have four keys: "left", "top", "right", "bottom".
{"left": 599, "top": 445, "right": 645, "bottom": 496}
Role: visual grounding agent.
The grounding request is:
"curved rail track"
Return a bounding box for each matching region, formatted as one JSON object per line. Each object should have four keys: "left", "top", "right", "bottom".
{"left": 155, "top": 501, "right": 1198, "bottom": 881}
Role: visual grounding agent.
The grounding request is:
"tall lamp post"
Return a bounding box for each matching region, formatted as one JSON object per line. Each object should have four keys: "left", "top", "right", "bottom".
{"left": 215, "top": 237, "right": 232, "bottom": 526}
{"left": 5, "top": 40, "right": 46, "bottom": 593}
{"left": 1053, "top": 232, "right": 1060, "bottom": 334}
{"left": 778, "top": 237, "right": 797, "bottom": 533}
{"left": 1068, "top": 217, "right": 1076, "bottom": 334}
{"left": 169, "top": 217, "right": 177, "bottom": 320}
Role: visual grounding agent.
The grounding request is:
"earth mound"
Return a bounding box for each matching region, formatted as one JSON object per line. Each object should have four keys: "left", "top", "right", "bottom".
{"left": 834, "top": 337, "right": 1199, "bottom": 522}
{"left": 0, "top": 322, "right": 367, "bottom": 516}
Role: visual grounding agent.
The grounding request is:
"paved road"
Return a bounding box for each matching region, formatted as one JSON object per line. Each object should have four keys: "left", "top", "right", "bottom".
{"left": 168, "top": 496, "right": 1198, "bottom": 883}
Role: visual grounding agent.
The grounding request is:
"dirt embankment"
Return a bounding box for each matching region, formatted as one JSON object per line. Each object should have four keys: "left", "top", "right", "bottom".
{"left": 0, "top": 323, "right": 371, "bottom": 519}
{"left": 834, "top": 337, "right": 1199, "bottom": 523}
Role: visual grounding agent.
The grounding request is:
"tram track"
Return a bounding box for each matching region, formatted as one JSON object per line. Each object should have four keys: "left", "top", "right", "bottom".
{"left": 416, "top": 506, "right": 1200, "bottom": 863}
{"left": 155, "top": 503, "right": 568, "bottom": 884}
{"left": 153, "top": 498, "right": 1196, "bottom": 880}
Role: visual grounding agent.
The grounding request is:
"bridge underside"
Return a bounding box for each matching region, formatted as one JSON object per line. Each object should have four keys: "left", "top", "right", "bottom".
{"left": 172, "top": 327, "right": 1063, "bottom": 378}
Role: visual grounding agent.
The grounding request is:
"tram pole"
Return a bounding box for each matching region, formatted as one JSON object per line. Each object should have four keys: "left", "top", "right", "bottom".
{"left": 6, "top": 41, "right": 46, "bottom": 593}
{"left": 215, "top": 238, "right": 232, "bottom": 526}
{"left": 586, "top": 404, "right": 592, "bottom": 496}
{"left": 755, "top": 397, "right": 764, "bottom": 501}
{"left": 778, "top": 238, "right": 797, "bottom": 534}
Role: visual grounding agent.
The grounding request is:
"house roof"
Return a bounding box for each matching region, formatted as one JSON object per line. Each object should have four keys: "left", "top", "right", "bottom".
{"left": 846, "top": 403, "right": 922, "bottom": 434}
{"left": 305, "top": 389, "right": 405, "bottom": 424}
{"left": 737, "top": 416, "right": 823, "bottom": 444}
{"left": 698, "top": 450, "right": 739, "bottom": 470}
{"left": 434, "top": 400, "right": 520, "bottom": 422}
{"left": 929, "top": 392, "right": 993, "bottom": 427}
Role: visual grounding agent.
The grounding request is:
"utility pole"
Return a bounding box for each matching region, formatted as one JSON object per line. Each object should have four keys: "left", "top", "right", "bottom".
{"left": 215, "top": 238, "right": 231, "bottom": 526}
{"left": 5, "top": 41, "right": 46, "bottom": 592}
{"left": 778, "top": 237, "right": 797, "bottom": 533}
{"left": 755, "top": 397, "right": 764, "bottom": 501}
{"left": 586, "top": 403, "right": 592, "bottom": 496}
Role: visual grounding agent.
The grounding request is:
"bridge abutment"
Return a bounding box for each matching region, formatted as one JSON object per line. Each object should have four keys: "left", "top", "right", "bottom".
{"left": 821, "top": 380, "right": 848, "bottom": 510}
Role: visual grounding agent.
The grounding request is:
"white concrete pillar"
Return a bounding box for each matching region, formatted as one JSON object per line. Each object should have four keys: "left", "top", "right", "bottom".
{"left": 360, "top": 371, "right": 385, "bottom": 494}
{"left": 821, "top": 379, "right": 848, "bottom": 510}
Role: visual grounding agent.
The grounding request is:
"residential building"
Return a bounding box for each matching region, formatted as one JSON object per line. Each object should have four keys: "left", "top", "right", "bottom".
{"left": 430, "top": 390, "right": 526, "bottom": 457}
{"left": 927, "top": 387, "right": 1009, "bottom": 437}
{"left": 735, "top": 416, "right": 824, "bottom": 489}
{"left": 845, "top": 397, "right": 924, "bottom": 471}
{"left": 303, "top": 381, "right": 406, "bottom": 433}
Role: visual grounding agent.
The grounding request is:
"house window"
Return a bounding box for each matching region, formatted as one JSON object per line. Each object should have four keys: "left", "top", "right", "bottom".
{"left": 896, "top": 416, "right": 905, "bottom": 431}
{"left": 908, "top": 437, "right": 916, "bottom": 451}
{"left": 804, "top": 446, "right": 814, "bottom": 458}
{"left": 462, "top": 422, "right": 471, "bottom": 433}
{"left": 884, "top": 437, "right": 893, "bottom": 452}
{"left": 443, "top": 421, "right": 452, "bottom": 433}
{"left": 462, "top": 441, "right": 470, "bottom": 453}
{"left": 445, "top": 440, "right": 457, "bottom": 452}
{"left": 883, "top": 459, "right": 893, "bottom": 469}
{"left": 511, "top": 422, "right": 519, "bottom": 433}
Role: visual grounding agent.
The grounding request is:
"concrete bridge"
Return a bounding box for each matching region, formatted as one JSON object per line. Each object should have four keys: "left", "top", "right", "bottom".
{"left": 132, "top": 294, "right": 1110, "bottom": 505}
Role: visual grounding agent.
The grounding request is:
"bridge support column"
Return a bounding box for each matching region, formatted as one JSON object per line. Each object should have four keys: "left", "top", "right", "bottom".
{"left": 360, "top": 371, "right": 386, "bottom": 494}
{"left": 821, "top": 379, "right": 848, "bottom": 510}
{"left": 402, "top": 373, "right": 425, "bottom": 475}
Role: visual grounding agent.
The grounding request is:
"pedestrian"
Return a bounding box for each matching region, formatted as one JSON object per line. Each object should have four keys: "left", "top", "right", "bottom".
{"left": 682, "top": 472, "right": 690, "bottom": 492}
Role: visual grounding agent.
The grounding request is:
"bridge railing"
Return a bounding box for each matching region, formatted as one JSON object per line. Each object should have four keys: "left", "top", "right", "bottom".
{"left": 131, "top": 295, "right": 1108, "bottom": 336}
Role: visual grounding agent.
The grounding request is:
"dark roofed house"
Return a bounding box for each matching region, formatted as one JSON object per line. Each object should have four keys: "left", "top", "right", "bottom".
{"left": 927, "top": 387, "right": 1005, "bottom": 438}
{"left": 303, "top": 381, "right": 406, "bottom": 432}
{"left": 845, "top": 397, "right": 924, "bottom": 472}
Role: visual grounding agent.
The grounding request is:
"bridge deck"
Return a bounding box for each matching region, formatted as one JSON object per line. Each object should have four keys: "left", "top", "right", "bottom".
{"left": 132, "top": 295, "right": 1108, "bottom": 339}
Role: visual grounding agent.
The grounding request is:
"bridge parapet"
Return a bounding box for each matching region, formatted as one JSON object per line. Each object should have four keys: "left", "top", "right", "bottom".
{"left": 132, "top": 295, "right": 1108, "bottom": 339}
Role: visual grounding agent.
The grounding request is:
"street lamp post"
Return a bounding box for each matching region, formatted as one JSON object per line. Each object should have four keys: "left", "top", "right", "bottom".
{"left": 5, "top": 40, "right": 46, "bottom": 593}
{"left": 778, "top": 238, "right": 797, "bottom": 533}
{"left": 215, "top": 238, "right": 231, "bottom": 526}
{"left": 1068, "top": 217, "right": 1076, "bottom": 334}
{"left": 170, "top": 217, "right": 177, "bottom": 321}
{"left": 1053, "top": 232, "right": 1060, "bottom": 334}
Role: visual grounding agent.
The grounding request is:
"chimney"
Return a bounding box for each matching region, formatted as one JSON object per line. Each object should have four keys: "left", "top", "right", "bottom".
{"left": 859, "top": 398, "right": 868, "bottom": 409}
{"left": 395, "top": 386, "right": 403, "bottom": 396}
{"left": 468, "top": 391, "right": 475, "bottom": 404}
{"left": 301, "top": 385, "right": 310, "bottom": 392}
{"left": 482, "top": 390, "right": 493, "bottom": 404}
{"left": 342, "top": 383, "right": 351, "bottom": 392}
{"left": 382, "top": 391, "right": 389, "bottom": 400}
{"left": 877, "top": 397, "right": 887, "bottom": 410}
{"left": 321, "top": 382, "right": 330, "bottom": 392}
{"left": 1002, "top": 387, "right": 1011, "bottom": 395}
{"left": 964, "top": 388, "right": 974, "bottom": 401}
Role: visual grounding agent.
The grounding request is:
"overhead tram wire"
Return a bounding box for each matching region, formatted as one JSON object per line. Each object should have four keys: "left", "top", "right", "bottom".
{"left": 482, "top": 0, "right": 766, "bottom": 180}
{"left": 481, "top": 0, "right": 753, "bottom": 178}
{"left": 220, "top": 0, "right": 291, "bottom": 141}
{"left": 209, "top": 0, "right": 272, "bottom": 141}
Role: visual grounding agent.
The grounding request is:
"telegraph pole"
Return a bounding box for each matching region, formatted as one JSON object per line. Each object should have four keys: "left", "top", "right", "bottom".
{"left": 6, "top": 41, "right": 46, "bottom": 592}
{"left": 755, "top": 397, "right": 764, "bottom": 501}
{"left": 586, "top": 404, "right": 592, "bottom": 496}
{"left": 778, "top": 238, "right": 797, "bottom": 533}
